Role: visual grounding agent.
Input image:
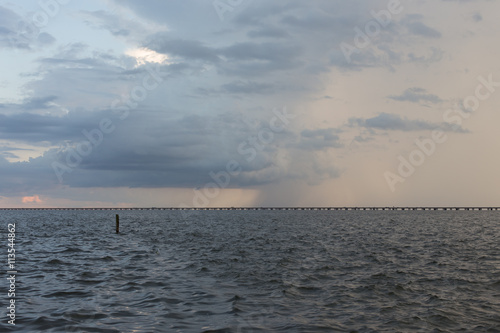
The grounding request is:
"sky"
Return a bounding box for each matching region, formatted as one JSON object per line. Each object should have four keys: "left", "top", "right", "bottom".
{"left": 0, "top": 0, "right": 499, "bottom": 208}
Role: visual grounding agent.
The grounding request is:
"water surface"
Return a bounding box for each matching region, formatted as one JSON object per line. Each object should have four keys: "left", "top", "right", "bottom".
{"left": 1, "top": 210, "right": 499, "bottom": 332}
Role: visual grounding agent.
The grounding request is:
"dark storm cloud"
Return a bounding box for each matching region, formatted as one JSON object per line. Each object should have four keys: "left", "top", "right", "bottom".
{"left": 0, "top": 102, "right": 302, "bottom": 193}
{"left": 146, "top": 37, "right": 221, "bottom": 63}
{"left": 0, "top": 111, "right": 105, "bottom": 144}
{"left": 113, "top": 0, "right": 442, "bottom": 74}
{"left": 114, "top": 0, "right": 392, "bottom": 73}
{"left": 145, "top": 35, "right": 303, "bottom": 76}
{"left": 0, "top": 153, "right": 60, "bottom": 195}
{"left": 60, "top": 111, "right": 296, "bottom": 189}
{"left": 1, "top": 0, "right": 474, "bottom": 196}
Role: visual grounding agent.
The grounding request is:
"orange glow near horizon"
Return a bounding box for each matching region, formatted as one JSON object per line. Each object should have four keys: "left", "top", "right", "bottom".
{"left": 22, "top": 195, "right": 42, "bottom": 204}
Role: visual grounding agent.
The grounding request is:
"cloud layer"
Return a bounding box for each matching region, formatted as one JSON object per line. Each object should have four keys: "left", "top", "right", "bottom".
{"left": 0, "top": 0, "right": 498, "bottom": 206}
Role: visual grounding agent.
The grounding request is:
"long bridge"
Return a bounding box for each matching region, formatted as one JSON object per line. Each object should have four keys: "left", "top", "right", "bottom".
{"left": 0, "top": 207, "right": 498, "bottom": 211}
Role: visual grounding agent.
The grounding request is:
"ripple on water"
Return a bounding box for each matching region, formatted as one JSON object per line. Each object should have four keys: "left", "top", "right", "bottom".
{"left": 1, "top": 210, "right": 499, "bottom": 332}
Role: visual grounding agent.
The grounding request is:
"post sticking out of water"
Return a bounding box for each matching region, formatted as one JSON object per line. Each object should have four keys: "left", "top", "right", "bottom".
{"left": 116, "top": 214, "right": 119, "bottom": 234}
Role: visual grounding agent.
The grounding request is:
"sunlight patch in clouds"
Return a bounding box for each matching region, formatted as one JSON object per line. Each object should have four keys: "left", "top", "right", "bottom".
{"left": 125, "top": 47, "right": 169, "bottom": 67}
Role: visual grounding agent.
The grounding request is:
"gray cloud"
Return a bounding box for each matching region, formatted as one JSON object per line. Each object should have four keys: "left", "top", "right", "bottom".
{"left": 0, "top": 102, "right": 309, "bottom": 193}
{"left": 472, "top": 12, "right": 483, "bottom": 22}
{"left": 401, "top": 14, "right": 442, "bottom": 39}
{"left": 407, "top": 47, "right": 443, "bottom": 65}
{"left": 220, "top": 80, "right": 275, "bottom": 94}
{"left": 389, "top": 87, "right": 443, "bottom": 104}
{"left": 0, "top": 111, "right": 101, "bottom": 144}
{"left": 146, "top": 37, "right": 221, "bottom": 63}
{"left": 0, "top": 153, "right": 60, "bottom": 195}
{"left": 0, "top": 151, "right": 19, "bottom": 159}
{"left": 406, "top": 21, "right": 442, "bottom": 39}
{"left": 353, "top": 135, "right": 374, "bottom": 143}
{"left": 219, "top": 41, "right": 302, "bottom": 75}
{"left": 350, "top": 113, "right": 467, "bottom": 133}
{"left": 0, "top": 5, "right": 56, "bottom": 50}
{"left": 109, "top": 0, "right": 220, "bottom": 39}
{"left": 0, "top": 95, "right": 58, "bottom": 114}
{"left": 296, "top": 128, "right": 343, "bottom": 150}
{"left": 1, "top": 0, "right": 480, "bottom": 198}
{"left": 80, "top": 10, "right": 133, "bottom": 37}
{"left": 22, "top": 95, "right": 58, "bottom": 110}
{"left": 247, "top": 26, "right": 290, "bottom": 39}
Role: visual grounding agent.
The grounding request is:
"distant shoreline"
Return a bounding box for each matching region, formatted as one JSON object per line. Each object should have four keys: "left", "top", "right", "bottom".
{"left": 1, "top": 207, "right": 499, "bottom": 211}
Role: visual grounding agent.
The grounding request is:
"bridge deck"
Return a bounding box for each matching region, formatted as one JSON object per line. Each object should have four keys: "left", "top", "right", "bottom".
{"left": 0, "top": 207, "right": 498, "bottom": 211}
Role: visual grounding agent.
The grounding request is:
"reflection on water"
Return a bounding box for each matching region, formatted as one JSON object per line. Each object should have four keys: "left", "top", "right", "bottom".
{"left": 0, "top": 210, "right": 499, "bottom": 332}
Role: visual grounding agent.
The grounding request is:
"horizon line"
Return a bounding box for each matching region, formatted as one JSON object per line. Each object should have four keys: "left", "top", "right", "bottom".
{"left": 1, "top": 206, "right": 499, "bottom": 211}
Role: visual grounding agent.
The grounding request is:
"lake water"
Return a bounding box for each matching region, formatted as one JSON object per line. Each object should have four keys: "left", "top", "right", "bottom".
{"left": 1, "top": 210, "right": 499, "bottom": 332}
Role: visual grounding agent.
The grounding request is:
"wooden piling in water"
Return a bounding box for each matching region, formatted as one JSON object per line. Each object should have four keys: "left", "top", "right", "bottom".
{"left": 116, "top": 214, "right": 119, "bottom": 234}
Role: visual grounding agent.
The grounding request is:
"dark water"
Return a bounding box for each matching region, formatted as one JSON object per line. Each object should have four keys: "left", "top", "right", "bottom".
{"left": 1, "top": 210, "right": 499, "bottom": 332}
